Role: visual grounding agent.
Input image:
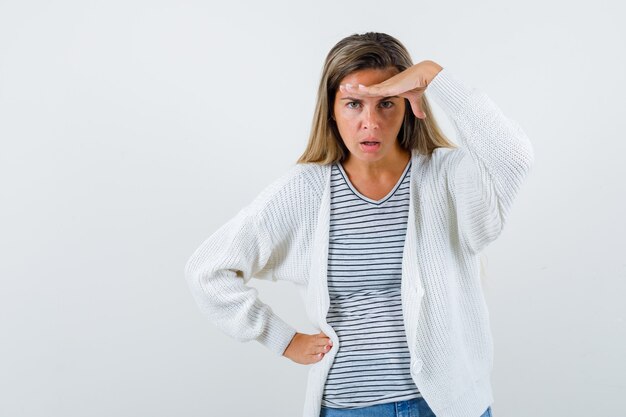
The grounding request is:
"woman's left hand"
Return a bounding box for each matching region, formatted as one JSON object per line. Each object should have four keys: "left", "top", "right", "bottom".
{"left": 341, "top": 60, "right": 443, "bottom": 119}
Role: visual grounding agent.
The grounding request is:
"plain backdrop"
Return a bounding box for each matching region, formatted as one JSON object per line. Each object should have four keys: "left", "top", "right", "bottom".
{"left": 1, "top": 1, "right": 625, "bottom": 416}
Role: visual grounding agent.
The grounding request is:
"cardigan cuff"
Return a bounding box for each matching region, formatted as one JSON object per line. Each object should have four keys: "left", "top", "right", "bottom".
{"left": 425, "top": 67, "right": 476, "bottom": 118}
{"left": 255, "top": 312, "right": 298, "bottom": 357}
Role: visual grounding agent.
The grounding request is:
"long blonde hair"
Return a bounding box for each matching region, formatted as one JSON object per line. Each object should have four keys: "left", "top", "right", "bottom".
{"left": 297, "top": 32, "right": 457, "bottom": 165}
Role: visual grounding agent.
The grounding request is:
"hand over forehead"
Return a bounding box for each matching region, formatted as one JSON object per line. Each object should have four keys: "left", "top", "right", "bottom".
{"left": 339, "top": 83, "right": 386, "bottom": 97}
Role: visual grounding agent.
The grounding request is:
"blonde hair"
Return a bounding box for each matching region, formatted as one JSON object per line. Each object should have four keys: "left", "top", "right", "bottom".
{"left": 297, "top": 32, "right": 457, "bottom": 165}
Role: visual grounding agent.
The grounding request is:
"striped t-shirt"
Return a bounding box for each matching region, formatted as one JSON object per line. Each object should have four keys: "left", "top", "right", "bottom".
{"left": 321, "top": 158, "right": 422, "bottom": 409}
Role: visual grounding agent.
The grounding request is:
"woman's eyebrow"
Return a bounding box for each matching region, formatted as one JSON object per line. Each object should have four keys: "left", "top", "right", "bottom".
{"left": 339, "top": 95, "right": 400, "bottom": 101}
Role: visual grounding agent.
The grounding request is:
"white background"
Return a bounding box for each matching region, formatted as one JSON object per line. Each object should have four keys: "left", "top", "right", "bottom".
{"left": 1, "top": 1, "right": 625, "bottom": 416}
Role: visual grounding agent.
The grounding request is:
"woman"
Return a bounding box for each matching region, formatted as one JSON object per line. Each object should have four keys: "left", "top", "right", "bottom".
{"left": 185, "top": 32, "right": 534, "bottom": 417}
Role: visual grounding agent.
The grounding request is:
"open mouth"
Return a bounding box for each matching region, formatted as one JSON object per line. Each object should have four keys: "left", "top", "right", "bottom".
{"left": 360, "top": 141, "right": 381, "bottom": 151}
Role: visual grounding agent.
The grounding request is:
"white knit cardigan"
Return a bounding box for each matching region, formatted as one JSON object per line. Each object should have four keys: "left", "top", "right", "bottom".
{"left": 184, "top": 67, "right": 535, "bottom": 417}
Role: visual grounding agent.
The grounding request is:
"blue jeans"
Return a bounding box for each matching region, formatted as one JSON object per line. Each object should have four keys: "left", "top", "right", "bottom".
{"left": 320, "top": 397, "right": 493, "bottom": 417}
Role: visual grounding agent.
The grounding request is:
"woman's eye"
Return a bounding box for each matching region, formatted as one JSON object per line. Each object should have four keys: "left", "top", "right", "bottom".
{"left": 346, "top": 100, "right": 394, "bottom": 109}
{"left": 346, "top": 101, "right": 394, "bottom": 109}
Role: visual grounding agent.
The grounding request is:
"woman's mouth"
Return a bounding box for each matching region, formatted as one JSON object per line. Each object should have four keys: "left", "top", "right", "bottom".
{"left": 360, "top": 141, "right": 380, "bottom": 152}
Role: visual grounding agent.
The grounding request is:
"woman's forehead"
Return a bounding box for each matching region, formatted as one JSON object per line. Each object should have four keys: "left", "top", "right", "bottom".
{"left": 340, "top": 67, "right": 398, "bottom": 84}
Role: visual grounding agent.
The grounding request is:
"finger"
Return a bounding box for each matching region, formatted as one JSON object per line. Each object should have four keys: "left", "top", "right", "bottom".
{"left": 340, "top": 84, "right": 362, "bottom": 95}
{"left": 339, "top": 84, "right": 387, "bottom": 97}
{"left": 356, "top": 83, "right": 385, "bottom": 96}
{"left": 355, "top": 80, "right": 409, "bottom": 97}
{"left": 408, "top": 100, "right": 426, "bottom": 119}
{"left": 341, "top": 83, "right": 387, "bottom": 97}
{"left": 319, "top": 344, "right": 331, "bottom": 353}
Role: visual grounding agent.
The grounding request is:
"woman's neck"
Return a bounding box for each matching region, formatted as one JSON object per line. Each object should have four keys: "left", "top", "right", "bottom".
{"left": 342, "top": 146, "right": 411, "bottom": 181}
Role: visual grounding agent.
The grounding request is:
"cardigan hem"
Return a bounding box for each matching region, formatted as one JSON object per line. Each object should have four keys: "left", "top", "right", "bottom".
{"left": 432, "top": 373, "right": 494, "bottom": 417}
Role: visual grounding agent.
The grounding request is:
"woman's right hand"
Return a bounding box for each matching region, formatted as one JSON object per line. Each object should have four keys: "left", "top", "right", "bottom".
{"left": 282, "top": 331, "right": 333, "bottom": 365}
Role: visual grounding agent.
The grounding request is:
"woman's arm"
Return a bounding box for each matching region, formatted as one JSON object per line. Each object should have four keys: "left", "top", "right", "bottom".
{"left": 184, "top": 205, "right": 298, "bottom": 357}
{"left": 426, "top": 68, "right": 535, "bottom": 254}
{"left": 343, "top": 62, "right": 535, "bottom": 254}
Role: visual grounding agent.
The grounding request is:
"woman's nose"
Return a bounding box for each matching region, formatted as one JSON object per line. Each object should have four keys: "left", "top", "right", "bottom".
{"left": 361, "top": 108, "right": 381, "bottom": 129}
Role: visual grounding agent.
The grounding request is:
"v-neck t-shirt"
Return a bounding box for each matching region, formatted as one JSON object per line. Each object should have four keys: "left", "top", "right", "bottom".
{"left": 321, "top": 159, "right": 421, "bottom": 409}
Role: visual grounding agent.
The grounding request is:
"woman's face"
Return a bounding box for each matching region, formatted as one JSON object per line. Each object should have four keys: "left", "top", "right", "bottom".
{"left": 333, "top": 67, "right": 406, "bottom": 163}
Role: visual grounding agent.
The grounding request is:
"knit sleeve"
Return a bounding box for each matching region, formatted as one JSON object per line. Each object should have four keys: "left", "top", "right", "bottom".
{"left": 425, "top": 67, "right": 535, "bottom": 254}
{"left": 184, "top": 203, "right": 298, "bottom": 357}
